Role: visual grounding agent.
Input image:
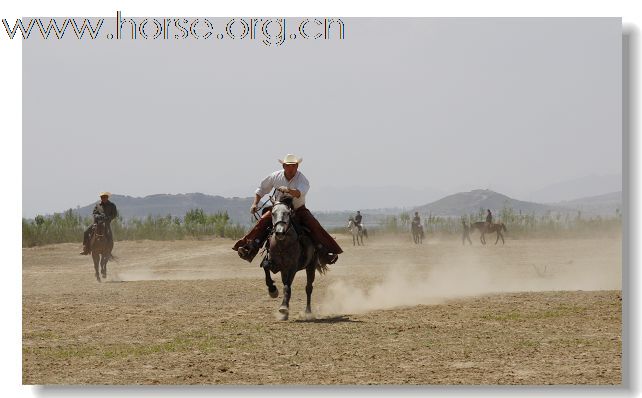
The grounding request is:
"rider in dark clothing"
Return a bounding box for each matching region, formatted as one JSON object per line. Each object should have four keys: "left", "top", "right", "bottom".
{"left": 486, "top": 209, "right": 493, "bottom": 227}
{"left": 354, "top": 211, "right": 363, "bottom": 231}
{"left": 80, "top": 192, "right": 118, "bottom": 255}
{"left": 412, "top": 212, "right": 421, "bottom": 226}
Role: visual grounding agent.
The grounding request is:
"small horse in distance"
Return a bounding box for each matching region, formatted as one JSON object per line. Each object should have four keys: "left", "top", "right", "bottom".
{"left": 469, "top": 221, "right": 507, "bottom": 245}
{"left": 411, "top": 220, "right": 424, "bottom": 244}
{"left": 347, "top": 217, "right": 365, "bottom": 246}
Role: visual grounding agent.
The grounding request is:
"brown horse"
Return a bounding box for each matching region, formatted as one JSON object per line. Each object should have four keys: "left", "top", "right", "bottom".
{"left": 470, "top": 221, "right": 507, "bottom": 245}
{"left": 90, "top": 216, "right": 114, "bottom": 282}
{"left": 263, "top": 195, "right": 328, "bottom": 321}
{"left": 411, "top": 221, "right": 424, "bottom": 244}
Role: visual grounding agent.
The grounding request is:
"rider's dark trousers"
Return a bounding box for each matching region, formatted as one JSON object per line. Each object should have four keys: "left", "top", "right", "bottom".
{"left": 233, "top": 205, "right": 343, "bottom": 254}
{"left": 82, "top": 226, "right": 93, "bottom": 247}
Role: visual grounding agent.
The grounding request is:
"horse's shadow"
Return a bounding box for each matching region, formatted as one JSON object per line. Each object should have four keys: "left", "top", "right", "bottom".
{"left": 294, "top": 315, "right": 363, "bottom": 324}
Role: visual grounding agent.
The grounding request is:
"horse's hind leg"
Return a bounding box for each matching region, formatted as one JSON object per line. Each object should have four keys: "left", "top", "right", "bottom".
{"left": 304, "top": 266, "right": 316, "bottom": 319}
{"left": 500, "top": 232, "right": 505, "bottom": 245}
{"left": 265, "top": 268, "right": 278, "bottom": 298}
{"left": 92, "top": 253, "right": 101, "bottom": 282}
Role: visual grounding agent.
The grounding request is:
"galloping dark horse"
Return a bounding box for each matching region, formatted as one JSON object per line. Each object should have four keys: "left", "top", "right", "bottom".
{"left": 90, "top": 215, "right": 114, "bottom": 282}
{"left": 470, "top": 221, "right": 507, "bottom": 245}
{"left": 264, "top": 195, "right": 328, "bottom": 320}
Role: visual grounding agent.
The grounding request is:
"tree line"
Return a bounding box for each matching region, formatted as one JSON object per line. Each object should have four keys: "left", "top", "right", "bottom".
{"left": 22, "top": 208, "right": 246, "bottom": 247}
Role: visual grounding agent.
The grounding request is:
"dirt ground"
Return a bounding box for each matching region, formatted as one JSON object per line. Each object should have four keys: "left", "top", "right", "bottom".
{"left": 22, "top": 234, "right": 622, "bottom": 385}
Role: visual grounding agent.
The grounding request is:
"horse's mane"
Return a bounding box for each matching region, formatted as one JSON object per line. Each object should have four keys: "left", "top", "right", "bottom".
{"left": 279, "top": 194, "right": 294, "bottom": 209}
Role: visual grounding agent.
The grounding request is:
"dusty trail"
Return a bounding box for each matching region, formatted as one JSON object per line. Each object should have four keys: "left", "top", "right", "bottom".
{"left": 22, "top": 235, "right": 622, "bottom": 384}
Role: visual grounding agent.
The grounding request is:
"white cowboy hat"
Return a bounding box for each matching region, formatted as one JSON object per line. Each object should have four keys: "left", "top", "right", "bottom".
{"left": 278, "top": 154, "right": 302, "bottom": 165}
{"left": 99, "top": 191, "right": 111, "bottom": 197}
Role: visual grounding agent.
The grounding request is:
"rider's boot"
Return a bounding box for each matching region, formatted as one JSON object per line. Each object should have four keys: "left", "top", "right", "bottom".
{"left": 316, "top": 244, "right": 338, "bottom": 265}
{"left": 237, "top": 239, "right": 261, "bottom": 263}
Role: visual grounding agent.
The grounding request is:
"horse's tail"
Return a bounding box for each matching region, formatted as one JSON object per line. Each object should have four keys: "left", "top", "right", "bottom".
{"left": 502, "top": 223, "right": 507, "bottom": 232}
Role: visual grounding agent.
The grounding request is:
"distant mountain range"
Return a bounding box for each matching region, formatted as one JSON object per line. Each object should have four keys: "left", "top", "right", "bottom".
{"left": 526, "top": 173, "right": 622, "bottom": 203}
{"left": 65, "top": 189, "right": 621, "bottom": 228}
{"left": 413, "top": 189, "right": 566, "bottom": 217}
{"left": 550, "top": 191, "right": 622, "bottom": 216}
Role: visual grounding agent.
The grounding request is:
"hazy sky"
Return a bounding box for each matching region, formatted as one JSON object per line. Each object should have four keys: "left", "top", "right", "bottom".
{"left": 23, "top": 18, "right": 621, "bottom": 217}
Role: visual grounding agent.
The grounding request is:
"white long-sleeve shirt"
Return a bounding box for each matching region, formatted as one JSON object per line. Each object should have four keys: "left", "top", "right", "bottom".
{"left": 255, "top": 170, "right": 310, "bottom": 209}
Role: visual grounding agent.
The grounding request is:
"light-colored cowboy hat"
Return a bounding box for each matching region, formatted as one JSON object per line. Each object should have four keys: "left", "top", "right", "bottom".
{"left": 99, "top": 191, "right": 111, "bottom": 197}
{"left": 278, "top": 154, "right": 302, "bottom": 165}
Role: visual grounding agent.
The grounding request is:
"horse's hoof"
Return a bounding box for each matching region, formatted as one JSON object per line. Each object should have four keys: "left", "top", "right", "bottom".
{"left": 269, "top": 287, "right": 279, "bottom": 299}
{"left": 96, "top": 276, "right": 101, "bottom": 283}
{"left": 304, "top": 311, "right": 315, "bottom": 321}
{"left": 279, "top": 305, "right": 289, "bottom": 315}
{"left": 278, "top": 312, "right": 289, "bottom": 321}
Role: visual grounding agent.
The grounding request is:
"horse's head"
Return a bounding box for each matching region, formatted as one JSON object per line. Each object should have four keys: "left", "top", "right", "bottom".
{"left": 271, "top": 199, "right": 293, "bottom": 241}
{"left": 94, "top": 215, "right": 107, "bottom": 240}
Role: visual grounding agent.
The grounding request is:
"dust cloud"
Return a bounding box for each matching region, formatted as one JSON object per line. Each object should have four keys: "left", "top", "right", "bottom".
{"left": 317, "top": 244, "right": 621, "bottom": 315}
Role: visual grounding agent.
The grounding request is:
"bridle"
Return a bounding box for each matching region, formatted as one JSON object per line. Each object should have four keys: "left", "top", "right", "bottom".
{"left": 271, "top": 202, "right": 293, "bottom": 236}
{"left": 94, "top": 219, "right": 106, "bottom": 238}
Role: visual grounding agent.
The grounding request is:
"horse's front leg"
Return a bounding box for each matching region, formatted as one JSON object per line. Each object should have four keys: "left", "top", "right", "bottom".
{"left": 92, "top": 253, "right": 101, "bottom": 282}
{"left": 101, "top": 255, "right": 108, "bottom": 279}
{"left": 279, "top": 269, "right": 294, "bottom": 320}
{"left": 304, "top": 265, "right": 316, "bottom": 319}
{"left": 264, "top": 267, "right": 278, "bottom": 298}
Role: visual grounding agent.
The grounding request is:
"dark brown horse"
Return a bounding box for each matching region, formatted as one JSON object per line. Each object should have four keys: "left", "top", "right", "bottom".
{"left": 470, "top": 221, "right": 507, "bottom": 245}
{"left": 90, "top": 216, "right": 114, "bottom": 282}
{"left": 411, "top": 221, "right": 424, "bottom": 244}
{"left": 263, "top": 196, "right": 328, "bottom": 320}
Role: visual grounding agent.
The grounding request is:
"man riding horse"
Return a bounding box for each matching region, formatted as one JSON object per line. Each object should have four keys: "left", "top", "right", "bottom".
{"left": 486, "top": 209, "right": 493, "bottom": 229}
{"left": 354, "top": 210, "right": 363, "bottom": 232}
{"left": 412, "top": 212, "right": 421, "bottom": 227}
{"left": 233, "top": 154, "right": 343, "bottom": 266}
{"left": 80, "top": 192, "right": 118, "bottom": 255}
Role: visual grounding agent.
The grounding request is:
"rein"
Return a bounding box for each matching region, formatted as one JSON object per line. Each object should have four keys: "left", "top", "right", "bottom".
{"left": 253, "top": 188, "right": 277, "bottom": 221}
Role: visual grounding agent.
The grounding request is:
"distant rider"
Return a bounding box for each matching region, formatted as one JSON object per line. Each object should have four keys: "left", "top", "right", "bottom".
{"left": 486, "top": 209, "right": 493, "bottom": 229}
{"left": 80, "top": 192, "right": 118, "bottom": 255}
{"left": 354, "top": 210, "right": 363, "bottom": 231}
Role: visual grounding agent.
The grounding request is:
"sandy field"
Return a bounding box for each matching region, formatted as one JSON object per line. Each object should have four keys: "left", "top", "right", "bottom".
{"left": 22, "top": 234, "right": 622, "bottom": 385}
